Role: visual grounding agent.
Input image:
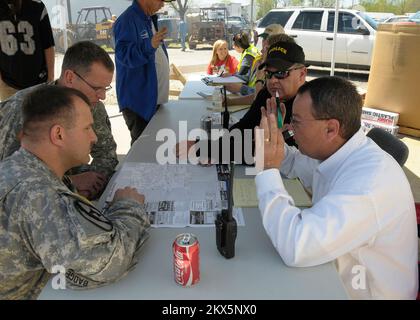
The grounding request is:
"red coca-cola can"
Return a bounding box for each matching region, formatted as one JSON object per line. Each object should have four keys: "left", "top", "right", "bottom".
{"left": 173, "top": 233, "right": 200, "bottom": 287}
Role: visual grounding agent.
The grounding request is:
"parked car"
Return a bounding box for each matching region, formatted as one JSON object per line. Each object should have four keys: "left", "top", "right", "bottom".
{"left": 255, "top": 8, "right": 378, "bottom": 70}
{"left": 365, "top": 12, "right": 394, "bottom": 23}
{"left": 409, "top": 11, "right": 420, "bottom": 23}
{"left": 226, "top": 16, "right": 251, "bottom": 34}
{"left": 381, "top": 15, "right": 410, "bottom": 23}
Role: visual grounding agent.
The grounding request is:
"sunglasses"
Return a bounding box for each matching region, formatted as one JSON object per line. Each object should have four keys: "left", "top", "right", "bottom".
{"left": 265, "top": 67, "right": 303, "bottom": 80}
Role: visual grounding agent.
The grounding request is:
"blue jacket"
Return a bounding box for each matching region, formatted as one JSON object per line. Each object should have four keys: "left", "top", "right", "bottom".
{"left": 114, "top": 1, "right": 157, "bottom": 121}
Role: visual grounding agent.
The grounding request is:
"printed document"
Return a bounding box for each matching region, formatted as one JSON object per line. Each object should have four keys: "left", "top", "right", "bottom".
{"left": 202, "top": 75, "right": 245, "bottom": 85}
{"left": 105, "top": 163, "right": 245, "bottom": 227}
{"left": 233, "top": 178, "right": 312, "bottom": 208}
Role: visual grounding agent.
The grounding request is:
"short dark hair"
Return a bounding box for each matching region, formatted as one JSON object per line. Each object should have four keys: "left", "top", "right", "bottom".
{"left": 61, "top": 41, "right": 114, "bottom": 76}
{"left": 233, "top": 32, "right": 250, "bottom": 50}
{"left": 297, "top": 76, "right": 362, "bottom": 140}
{"left": 22, "top": 86, "right": 91, "bottom": 137}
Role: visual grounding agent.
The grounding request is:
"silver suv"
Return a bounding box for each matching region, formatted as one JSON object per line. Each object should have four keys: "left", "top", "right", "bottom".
{"left": 256, "top": 8, "right": 378, "bottom": 70}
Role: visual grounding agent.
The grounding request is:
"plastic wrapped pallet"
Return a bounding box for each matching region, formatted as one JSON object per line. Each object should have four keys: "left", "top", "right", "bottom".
{"left": 364, "top": 24, "right": 420, "bottom": 136}
{"left": 361, "top": 119, "right": 399, "bottom": 136}
{"left": 362, "top": 107, "right": 399, "bottom": 126}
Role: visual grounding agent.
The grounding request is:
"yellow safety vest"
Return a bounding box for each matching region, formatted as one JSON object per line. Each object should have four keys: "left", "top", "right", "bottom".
{"left": 237, "top": 44, "right": 261, "bottom": 87}
{"left": 248, "top": 55, "right": 263, "bottom": 88}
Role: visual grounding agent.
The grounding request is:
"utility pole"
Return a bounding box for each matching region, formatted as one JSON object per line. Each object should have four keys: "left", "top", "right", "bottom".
{"left": 250, "top": 0, "right": 254, "bottom": 26}
{"left": 66, "top": 0, "right": 72, "bottom": 24}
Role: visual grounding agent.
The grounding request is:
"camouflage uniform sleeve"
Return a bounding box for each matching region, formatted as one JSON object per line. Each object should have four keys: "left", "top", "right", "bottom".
{"left": 0, "top": 84, "right": 46, "bottom": 161}
{"left": 18, "top": 187, "right": 150, "bottom": 290}
{"left": 90, "top": 102, "right": 119, "bottom": 177}
{"left": 0, "top": 100, "right": 23, "bottom": 160}
{"left": 75, "top": 101, "right": 118, "bottom": 178}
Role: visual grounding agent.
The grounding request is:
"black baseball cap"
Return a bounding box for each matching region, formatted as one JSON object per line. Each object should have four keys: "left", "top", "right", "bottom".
{"left": 259, "top": 41, "right": 306, "bottom": 71}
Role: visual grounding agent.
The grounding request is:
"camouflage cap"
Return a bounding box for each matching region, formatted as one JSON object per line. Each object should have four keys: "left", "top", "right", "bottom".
{"left": 258, "top": 24, "right": 285, "bottom": 39}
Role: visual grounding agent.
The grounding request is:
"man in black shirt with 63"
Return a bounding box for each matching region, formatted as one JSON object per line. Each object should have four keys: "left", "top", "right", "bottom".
{"left": 0, "top": 0, "right": 55, "bottom": 101}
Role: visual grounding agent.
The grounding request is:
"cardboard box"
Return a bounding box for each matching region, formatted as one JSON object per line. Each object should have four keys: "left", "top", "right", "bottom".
{"left": 364, "top": 24, "right": 420, "bottom": 131}
{"left": 361, "top": 119, "right": 399, "bottom": 136}
{"left": 361, "top": 107, "right": 399, "bottom": 126}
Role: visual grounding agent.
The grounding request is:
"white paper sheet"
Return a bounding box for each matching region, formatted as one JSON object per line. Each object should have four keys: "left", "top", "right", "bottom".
{"left": 105, "top": 163, "right": 245, "bottom": 227}
{"left": 202, "top": 75, "right": 245, "bottom": 85}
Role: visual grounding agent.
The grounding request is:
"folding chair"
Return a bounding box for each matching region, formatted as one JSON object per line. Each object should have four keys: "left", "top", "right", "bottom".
{"left": 366, "top": 127, "right": 409, "bottom": 167}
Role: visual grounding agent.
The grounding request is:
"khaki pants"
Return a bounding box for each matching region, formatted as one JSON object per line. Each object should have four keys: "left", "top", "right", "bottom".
{"left": 0, "top": 75, "right": 18, "bottom": 101}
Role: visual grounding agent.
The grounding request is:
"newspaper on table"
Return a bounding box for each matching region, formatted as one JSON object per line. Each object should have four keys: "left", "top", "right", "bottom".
{"left": 105, "top": 163, "right": 245, "bottom": 228}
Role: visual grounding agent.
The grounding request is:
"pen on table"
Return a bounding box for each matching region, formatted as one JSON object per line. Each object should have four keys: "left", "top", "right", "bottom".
{"left": 219, "top": 70, "right": 224, "bottom": 77}
{"left": 276, "top": 91, "right": 283, "bottom": 129}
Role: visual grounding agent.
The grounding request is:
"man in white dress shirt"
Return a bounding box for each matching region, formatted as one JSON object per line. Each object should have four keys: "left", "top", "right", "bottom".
{"left": 254, "top": 76, "right": 418, "bottom": 299}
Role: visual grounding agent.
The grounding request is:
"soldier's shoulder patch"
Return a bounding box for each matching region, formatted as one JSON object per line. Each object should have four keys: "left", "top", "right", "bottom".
{"left": 60, "top": 191, "right": 114, "bottom": 233}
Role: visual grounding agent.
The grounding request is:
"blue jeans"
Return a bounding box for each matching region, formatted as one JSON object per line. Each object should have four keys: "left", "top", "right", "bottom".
{"left": 180, "top": 32, "right": 186, "bottom": 50}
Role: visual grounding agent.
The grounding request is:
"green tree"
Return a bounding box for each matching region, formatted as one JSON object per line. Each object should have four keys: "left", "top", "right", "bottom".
{"left": 290, "top": 0, "right": 305, "bottom": 5}
{"left": 170, "top": 0, "right": 189, "bottom": 21}
{"left": 316, "top": 0, "right": 336, "bottom": 6}
{"left": 257, "top": 0, "right": 277, "bottom": 19}
{"left": 359, "top": 0, "right": 420, "bottom": 14}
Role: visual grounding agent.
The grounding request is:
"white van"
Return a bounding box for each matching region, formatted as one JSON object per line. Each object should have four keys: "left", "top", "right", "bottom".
{"left": 256, "top": 8, "right": 378, "bottom": 70}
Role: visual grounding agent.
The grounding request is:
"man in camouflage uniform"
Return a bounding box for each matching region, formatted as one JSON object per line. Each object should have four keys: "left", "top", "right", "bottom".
{"left": 0, "top": 41, "right": 118, "bottom": 200}
{"left": 0, "top": 86, "right": 150, "bottom": 300}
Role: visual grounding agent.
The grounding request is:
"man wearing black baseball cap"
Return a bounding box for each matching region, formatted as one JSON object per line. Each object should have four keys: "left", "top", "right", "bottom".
{"left": 225, "top": 40, "right": 307, "bottom": 149}
{"left": 259, "top": 41, "right": 306, "bottom": 71}
{"left": 177, "top": 39, "right": 307, "bottom": 164}
{"left": 256, "top": 41, "right": 308, "bottom": 127}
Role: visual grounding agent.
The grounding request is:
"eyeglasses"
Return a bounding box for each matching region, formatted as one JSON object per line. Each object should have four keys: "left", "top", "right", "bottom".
{"left": 73, "top": 70, "right": 112, "bottom": 94}
{"left": 265, "top": 67, "right": 303, "bottom": 80}
{"left": 290, "top": 116, "right": 330, "bottom": 128}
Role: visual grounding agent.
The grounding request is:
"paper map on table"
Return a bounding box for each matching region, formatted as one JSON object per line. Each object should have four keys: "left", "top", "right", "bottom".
{"left": 105, "top": 163, "right": 245, "bottom": 227}
{"left": 146, "top": 207, "right": 244, "bottom": 228}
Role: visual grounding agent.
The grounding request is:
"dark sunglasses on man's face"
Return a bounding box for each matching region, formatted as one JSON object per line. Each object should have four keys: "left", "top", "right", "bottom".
{"left": 265, "top": 67, "right": 303, "bottom": 80}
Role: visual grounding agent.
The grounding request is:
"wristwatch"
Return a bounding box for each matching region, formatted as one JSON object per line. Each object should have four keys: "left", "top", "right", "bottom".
{"left": 255, "top": 79, "right": 265, "bottom": 85}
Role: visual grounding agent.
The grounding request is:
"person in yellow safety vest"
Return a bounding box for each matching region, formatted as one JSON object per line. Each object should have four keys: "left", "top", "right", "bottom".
{"left": 226, "top": 27, "right": 285, "bottom": 97}
{"left": 225, "top": 32, "right": 260, "bottom": 95}
{"left": 227, "top": 29, "right": 291, "bottom": 107}
{"left": 250, "top": 24, "right": 285, "bottom": 88}
{"left": 108, "top": 15, "right": 117, "bottom": 24}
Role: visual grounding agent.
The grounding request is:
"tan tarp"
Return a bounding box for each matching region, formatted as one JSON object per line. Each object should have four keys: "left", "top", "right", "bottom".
{"left": 365, "top": 24, "right": 420, "bottom": 135}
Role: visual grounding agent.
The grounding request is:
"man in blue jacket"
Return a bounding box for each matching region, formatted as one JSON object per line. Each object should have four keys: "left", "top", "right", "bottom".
{"left": 114, "top": 0, "right": 170, "bottom": 145}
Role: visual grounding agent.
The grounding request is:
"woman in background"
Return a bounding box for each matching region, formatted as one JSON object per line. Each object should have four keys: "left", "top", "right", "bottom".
{"left": 207, "top": 40, "right": 238, "bottom": 75}
{"left": 225, "top": 32, "right": 260, "bottom": 95}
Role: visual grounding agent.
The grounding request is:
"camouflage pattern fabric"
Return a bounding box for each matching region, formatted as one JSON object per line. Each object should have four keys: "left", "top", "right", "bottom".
{"left": 0, "top": 82, "right": 118, "bottom": 178}
{"left": 0, "top": 149, "right": 150, "bottom": 300}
